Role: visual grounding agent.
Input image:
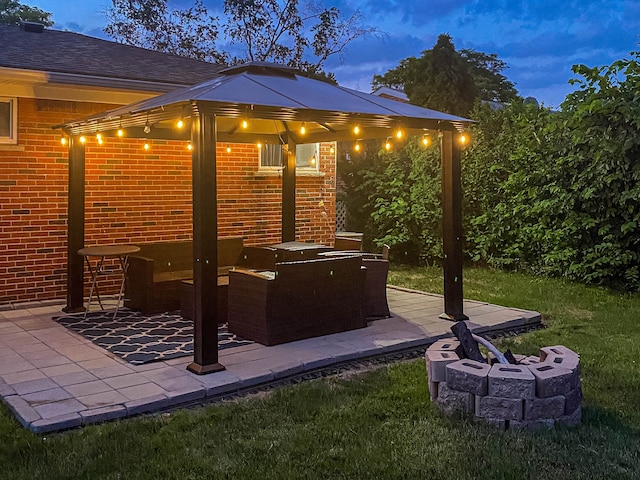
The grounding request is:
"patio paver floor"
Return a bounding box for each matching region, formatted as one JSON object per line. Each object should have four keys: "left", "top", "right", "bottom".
{"left": 0, "top": 286, "right": 541, "bottom": 433}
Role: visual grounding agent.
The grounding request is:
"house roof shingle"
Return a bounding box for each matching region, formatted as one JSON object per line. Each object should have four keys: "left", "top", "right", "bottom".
{"left": 0, "top": 24, "right": 223, "bottom": 86}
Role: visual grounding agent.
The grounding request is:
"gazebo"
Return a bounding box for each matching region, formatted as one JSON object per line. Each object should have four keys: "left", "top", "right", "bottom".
{"left": 56, "top": 62, "right": 473, "bottom": 374}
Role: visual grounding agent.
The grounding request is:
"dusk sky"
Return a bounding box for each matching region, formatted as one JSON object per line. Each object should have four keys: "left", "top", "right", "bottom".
{"left": 31, "top": 0, "right": 639, "bottom": 109}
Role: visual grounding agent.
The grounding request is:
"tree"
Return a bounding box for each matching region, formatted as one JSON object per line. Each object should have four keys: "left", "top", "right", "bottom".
{"left": 459, "top": 49, "right": 517, "bottom": 103}
{"left": 105, "top": 0, "right": 376, "bottom": 78}
{"left": 104, "top": 0, "right": 226, "bottom": 63}
{"left": 0, "top": 0, "right": 53, "bottom": 26}
{"left": 373, "top": 34, "right": 516, "bottom": 116}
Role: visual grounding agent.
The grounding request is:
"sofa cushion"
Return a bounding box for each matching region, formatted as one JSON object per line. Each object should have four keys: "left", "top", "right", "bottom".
{"left": 153, "top": 269, "right": 193, "bottom": 284}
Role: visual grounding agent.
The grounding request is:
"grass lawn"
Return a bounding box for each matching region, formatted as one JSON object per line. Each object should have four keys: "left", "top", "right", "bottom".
{"left": 1, "top": 266, "right": 639, "bottom": 479}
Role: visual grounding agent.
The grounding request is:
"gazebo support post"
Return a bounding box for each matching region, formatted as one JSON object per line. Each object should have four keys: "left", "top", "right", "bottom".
{"left": 63, "top": 136, "right": 85, "bottom": 313}
{"left": 440, "top": 130, "right": 468, "bottom": 321}
{"left": 187, "top": 109, "right": 225, "bottom": 375}
{"left": 282, "top": 141, "right": 297, "bottom": 242}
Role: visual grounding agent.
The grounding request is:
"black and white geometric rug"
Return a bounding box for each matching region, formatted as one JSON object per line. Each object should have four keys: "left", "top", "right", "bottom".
{"left": 53, "top": 309, "right": 253, "bottom": 365}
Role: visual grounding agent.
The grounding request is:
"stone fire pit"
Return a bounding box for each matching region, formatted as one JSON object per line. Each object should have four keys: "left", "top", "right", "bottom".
{"left": 425, "top": 340, "right": 582, "bottom": 430}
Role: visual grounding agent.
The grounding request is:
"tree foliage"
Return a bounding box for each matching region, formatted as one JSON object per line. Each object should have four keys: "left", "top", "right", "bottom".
{"left": 347, "top": 51, "right": 640, "bottom": 291}
{"left": 0, "top": 0, "right": 53, "bottom": 26}
{"left": 372, "top": 34, "right": 517, "bottom": 116}
{"left": 464, "top": 54, "right": 640, "bottom": 289}
{"left": 460, "top": 49, "right": 518, "bottom": 103}
{"left": 462, "top": 99, "right": 562, "bottom": 271}
{"left": 338, "top": 137, "right": 443, "bottom": 263}
{"left": 104, "top": 0, "right": 226, "bottom": 63}
{"left": 105, "top": 0, "right": 376, "bottom": 78}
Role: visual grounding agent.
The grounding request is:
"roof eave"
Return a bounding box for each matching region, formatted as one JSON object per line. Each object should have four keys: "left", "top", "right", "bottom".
{"left": 0, "top": 66, "right": 193, "bottom": 93}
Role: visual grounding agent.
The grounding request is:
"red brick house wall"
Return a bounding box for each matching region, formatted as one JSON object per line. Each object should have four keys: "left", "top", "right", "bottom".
{"left": 0, "top": 98, "right": 336, "bottom": 306}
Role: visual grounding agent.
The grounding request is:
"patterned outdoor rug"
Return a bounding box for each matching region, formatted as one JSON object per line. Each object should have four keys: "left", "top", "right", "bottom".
{"left": 53, "top": 309, "right": 253, "bottom": 365}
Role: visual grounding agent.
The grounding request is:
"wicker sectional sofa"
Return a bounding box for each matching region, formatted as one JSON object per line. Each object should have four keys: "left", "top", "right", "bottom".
{"left": 227, "top": 255, "right": 367, "bottom": 345}
{"left": 125, "top": 237, "right": 279, "bottom": 314}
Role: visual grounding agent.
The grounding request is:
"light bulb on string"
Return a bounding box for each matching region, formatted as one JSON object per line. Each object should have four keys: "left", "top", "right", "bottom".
{"left": 226, "top": 146, "right": 232, "bottom": 153}
{"left": 353, "top": 125, "right": 361, "bottom": 135}
{"left": 300, "top": 122, "right": 306, "bottom": 135}
{"left": 60, "top": 136, "right": 67, "bottom": 146}
{"left": 96, "top": 132, "right": 103, "bottom": 145}
{"left": 176, "top": 118, "right": 184, "bottom": 129}
{"left": 143, "top": 142, "right": 150, "bottom": 151}
{"left": 117, "top": 128, "right": 124, "bottom": 138}
{"left": 354, "top": 141, "right": 361, "bottom": 152}
{"left": 241, "top": 119, "right": 249, "bottom": 129}
{"left": 422, "top": 135, "right": 431, "bottom": 147}
{"left": 187, "top": 143, "right": 193, "bottom": 151}
{"left": 384, "top": 138, "right": 392, "bottom": 151}
{"left": 79, "top": 136, "right": 86, "bottom": 144}
{"left": 395, "top": 128, "right": 404, "bottom": 140}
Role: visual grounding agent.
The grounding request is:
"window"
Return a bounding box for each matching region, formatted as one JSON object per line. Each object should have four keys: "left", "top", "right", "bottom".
{"left": 0, "top": 97, "right": 17, "bottom": 144}
{"left": 260, "top": 142, "right": 320, "bottom": 171}
{"left": 260, "top": 144, "right": 283, "bottom": 168}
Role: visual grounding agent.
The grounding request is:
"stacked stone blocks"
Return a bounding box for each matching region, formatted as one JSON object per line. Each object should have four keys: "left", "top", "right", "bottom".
{"left": 425, "top": 340, "right": 582, "bottom": 430}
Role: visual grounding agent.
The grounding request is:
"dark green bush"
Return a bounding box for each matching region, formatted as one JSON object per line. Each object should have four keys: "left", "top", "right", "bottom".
{"left": 340, "top": 52, "right": 640, "bottom": 291}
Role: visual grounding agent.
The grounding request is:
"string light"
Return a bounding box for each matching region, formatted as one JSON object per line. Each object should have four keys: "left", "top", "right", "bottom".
{"left": 117, "top": 128, "right": 124, "bottom": 137}
{"left": 422, "top": 135, "right": 431, "bottom": 147}
{"left": 96, "top": 132, "right": 103, "bottom": 145}
{"left": 256, "top": 142, "right": 262, "bottom": 149}
{"left": 395, "top": 128, "right": 404, "bottom": 140}
{"left": 300, "top": 122, "right": 306, "bottom": 135}
{"left": 354, "top": 141, "right": 361, "bottom": 152}
{"left": 143, "top": 142, "right": 150, "bottom": 151}
{"left": 329, "top": 146, "right": 335, "bottom": 154}
{"left": 226, "top": 146, "right": 232, "bottom": 153}
{"left": 241, "top": 119, "right": 249, "bottom": 129}
{"left": 384, "top": 138, "right": 392, "bottom": 151}
{"left": 79, "top": 136, "right": 86, "bottom": 144}
{"left": 60, "top": 136, "right": 67, "bottom": 146}
{"left": 353, "top": 125, "right": 361, "bottom": 135}
{"left": 459, "top": 133, "right": 468, "bottom": 145}
{"left": 176, "top": 118, "right": 184, "bottom": 129}
{"left": 187, "top": 143, "right": 193, "bottom": 151}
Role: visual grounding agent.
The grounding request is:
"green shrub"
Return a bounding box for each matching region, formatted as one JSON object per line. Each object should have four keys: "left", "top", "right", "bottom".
{"left": 341, "top": 52, "right": 640, "bottom": 291}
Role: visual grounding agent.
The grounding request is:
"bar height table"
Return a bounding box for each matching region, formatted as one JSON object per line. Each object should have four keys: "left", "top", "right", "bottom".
{"left": 77, "top": 245, "right": 140, "bottom": 320}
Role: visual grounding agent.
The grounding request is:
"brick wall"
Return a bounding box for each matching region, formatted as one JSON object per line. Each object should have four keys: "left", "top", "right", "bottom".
{"left": 0, "top": 98, "right": 336, "bottom": 306}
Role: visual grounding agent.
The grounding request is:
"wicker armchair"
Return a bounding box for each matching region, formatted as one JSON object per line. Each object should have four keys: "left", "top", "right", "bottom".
{"left": 362, "top": 258, "right": 390, "bottom": 318}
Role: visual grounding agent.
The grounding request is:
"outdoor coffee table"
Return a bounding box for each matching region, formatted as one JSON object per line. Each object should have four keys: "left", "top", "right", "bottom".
{"left": 269, "top": 241, "right": 332, "bottom": 261}
{"left": 77, "top": 244, "right": 140, "bottom": 320}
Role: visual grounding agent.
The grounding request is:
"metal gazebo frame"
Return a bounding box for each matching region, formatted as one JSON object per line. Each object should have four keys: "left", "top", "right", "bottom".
{"left": 57, "top": 62, "right": 473, "bottom": 374}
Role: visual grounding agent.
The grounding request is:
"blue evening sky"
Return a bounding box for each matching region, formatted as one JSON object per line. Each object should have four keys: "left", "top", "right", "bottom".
{"left": 31, "top": 0, "right": 639, "bottom": 108}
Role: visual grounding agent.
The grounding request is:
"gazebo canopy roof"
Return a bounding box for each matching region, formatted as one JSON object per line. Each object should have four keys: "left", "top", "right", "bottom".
{"left": 57, "top": 62, "right": 472, "bottom": 143}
